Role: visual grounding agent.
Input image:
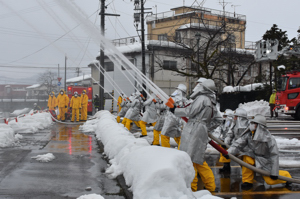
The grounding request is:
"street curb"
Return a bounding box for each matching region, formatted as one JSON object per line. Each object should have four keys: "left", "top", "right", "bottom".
{"left": 96, "top": 139, "right": 133, "bottom": 199}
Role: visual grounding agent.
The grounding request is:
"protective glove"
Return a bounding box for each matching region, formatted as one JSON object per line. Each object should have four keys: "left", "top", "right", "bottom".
{"left": 56, "top": 106, "right": 58, "bottom": 108}
{"left": 221, "top": 145, "right": 227, "bottom": 149}
{"left": 224, "top": 154, "right": 230, "bottom": 159}
{"left": 170, "top": 106, "right": 176, "bottom": 113}
{"left": 270, "top": 175, "right": 278, "bottom": 180}
{"left": 65, "top": 106, "right": 67, "bottom": 108}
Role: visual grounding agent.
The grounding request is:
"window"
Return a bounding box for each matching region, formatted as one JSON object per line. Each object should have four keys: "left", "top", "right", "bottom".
{"left": 227, "top": 34, "right": 236, "bottom": 43}
{"left": 104, "top": 62, "right": 114, "bottom": 72}
{"left": 158, "top": 34, "right": 168, "bottom": 41}
{"left": 163, "top": 60, "right": 177, "bottom": 70}
{"left": 175, "top": 31, "right": 181, "bottom": 42}
{"left": 288, "top": 78, "right": 300, "bottom": 90}
{"left": 121, "top": 59, "right": 134, "bottom": 70}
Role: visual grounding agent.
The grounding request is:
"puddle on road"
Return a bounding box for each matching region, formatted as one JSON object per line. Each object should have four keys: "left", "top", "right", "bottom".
{"left": 46, "top": 124, "right": 92, "bottom": 155}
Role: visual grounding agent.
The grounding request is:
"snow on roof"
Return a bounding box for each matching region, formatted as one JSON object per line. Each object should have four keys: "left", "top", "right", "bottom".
{"left": 178, "top": 22, "right": 219, "bottom": 30}
{"left": 222, "top": 83, "right": 264, "bottom": 93}
{"left": 221, "top": 48, "right": 255, "bottom": 55}
{"left": 26, "top": 84, "right": 41, "bottom": 89}
{"left": 98, "top": 40, "right": 187, "bottom": 57}
{"left": 66, "top": 74, "right": 91, "bottom": 83}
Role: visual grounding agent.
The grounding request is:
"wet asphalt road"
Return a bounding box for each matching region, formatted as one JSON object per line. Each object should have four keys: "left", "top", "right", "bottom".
{"left": 0, "top": 123, "right": 126, "bottom": 199}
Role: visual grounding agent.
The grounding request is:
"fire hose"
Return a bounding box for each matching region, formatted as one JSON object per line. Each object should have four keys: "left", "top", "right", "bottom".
{"left": 176, "top": 114, "right": 300, "bottom": 183}
{"left": 208, "top": 133, "right": 300, "bottom": 184}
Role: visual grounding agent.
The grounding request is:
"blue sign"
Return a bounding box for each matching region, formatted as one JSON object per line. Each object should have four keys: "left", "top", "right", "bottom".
{"left": 74, "top": 83, "right": 78, "bottom": 86}
{"left": 57, "top": 82, "right": 61, "bottom": 86}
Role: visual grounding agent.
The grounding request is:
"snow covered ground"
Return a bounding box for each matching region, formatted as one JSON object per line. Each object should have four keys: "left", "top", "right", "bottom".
{"left": 0, "top": 111, "right": 53, "bottom": 147}
{"left": 10, "top": 108, "right": 31, "bottom": 116}
{"left": 80, "top": 110, "right": 222, "bottom": 199}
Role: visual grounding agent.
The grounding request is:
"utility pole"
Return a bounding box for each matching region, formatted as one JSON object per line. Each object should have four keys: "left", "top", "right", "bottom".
{"left": 133, "top": 0, "right": 151, "bottom": 75}
{"left": 99, "top": 0, "right": 120, "bottom": 111}
{"left": 64, "top": 55, "right": 67, "bottom": 91}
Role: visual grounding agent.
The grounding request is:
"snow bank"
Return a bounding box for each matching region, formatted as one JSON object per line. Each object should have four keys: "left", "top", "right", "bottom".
{"left": 238, "top": 100, "right": 269, "bottom": 117}
{"left": 222, "top": 83, "right": 264, "bottom": 93}
{"left": 8, "top": 112, "right": 52, "bottom": 134}
{"left": 0, "top": 124, "right": 19, "bottom": 147}
{"left": 10, "top": 108, "right": 31, "bottom": 116}
{"left": 91, "top": 110, "right": 221, "bottom": 199}
{"left": 77, "top": 194, "right": 104, "bottom": 199}
{"left": 31, "top": 153, "right": 55, "bottom": 163}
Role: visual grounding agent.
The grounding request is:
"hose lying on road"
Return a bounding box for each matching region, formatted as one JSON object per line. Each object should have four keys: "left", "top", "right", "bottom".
{"left": 208, "top": 133, "right": 300, "bottom": 184}
{"left": 50, "top": 114, "right": 85, "bottom": 125}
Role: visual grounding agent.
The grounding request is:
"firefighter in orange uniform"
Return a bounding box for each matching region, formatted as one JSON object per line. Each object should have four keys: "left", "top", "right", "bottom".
{"left": 70, "top": 91, "right": 81, "bottom": 122}
{"left": 81, "top": 90, "right": 88, "bottom": 121}
{"left": 47, "top": 91, "right": 57, "bottom": 111}
{"left": 56, "top": 89, "right": 69, "bottom": 122}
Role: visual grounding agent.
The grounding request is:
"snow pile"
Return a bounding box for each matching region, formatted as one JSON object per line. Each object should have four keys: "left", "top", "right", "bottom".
{"left": 275, "top": 137, "right": 300, "bottom": 147}
{"left": 10, "top": 108, "right": 31, "bottom": 116}
{"left": 79, "top": 118, "right": 99, "bottom": 133}
{"left": 77, "top": 194, "right": 104, "bottom": 199}
{"left": 0, "top": 124, "right": 19, "bottom": 147}
{"left": 31, "top": 153, "right": 55, "bottom": 163}
{"left": 222, "top": 83, "right": 264, "bottom": 93}
{"left": 238, "top": 100, "right": 269, "bottom": 117}
{"left": 94, "top": 110, "right": 221, "bottom": 199}
{"left": 8, "top": 112, "right": 52, "bottom": 133}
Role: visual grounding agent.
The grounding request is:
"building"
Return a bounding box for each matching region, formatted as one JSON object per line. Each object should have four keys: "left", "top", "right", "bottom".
{"left": 26, "top": 84, "right": 58, "bottom": 99}
{"left": 0, "top": 84, "right": 30, "bottom": 99}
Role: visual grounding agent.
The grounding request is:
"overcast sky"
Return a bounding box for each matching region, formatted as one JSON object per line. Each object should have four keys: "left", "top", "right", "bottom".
{"left": 0, "top": 0, "right": 299, "bottom": 85}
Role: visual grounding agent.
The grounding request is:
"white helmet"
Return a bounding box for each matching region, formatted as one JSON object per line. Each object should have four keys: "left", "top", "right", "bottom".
{"left": 233, "top": 108, "right": 247, "bottom": 118}
{"left": 250, "top": 114, "right": 267, "bottom": 126}
{"left": 74, "top": 91, "right": 78, "bottom": 95}
{"left": 176, "top": 84, "right": 187, "bottom": 93}
{"left": 202, "top": 79, "right": 216, "bottom": 93}
{"left": 197, "top": 77, "right": 207, "bottom": 83}
{"left": 223, "top": 109, "right": 233, "bottom": 117}
{"left": 34, "top": 103, "right": 37, "bottom": 106}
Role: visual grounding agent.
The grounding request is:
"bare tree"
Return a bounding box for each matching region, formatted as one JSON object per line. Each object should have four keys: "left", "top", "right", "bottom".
{"left": 152, "top": 12, "right": 255, "bottom": 89}
{"left": 37, "top": 70, "right": 57, "bottom": 95}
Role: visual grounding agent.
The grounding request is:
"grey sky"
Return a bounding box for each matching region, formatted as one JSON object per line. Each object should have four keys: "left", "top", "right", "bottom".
{"left": 0, "top": 0, "right": 299, "bottom": 85}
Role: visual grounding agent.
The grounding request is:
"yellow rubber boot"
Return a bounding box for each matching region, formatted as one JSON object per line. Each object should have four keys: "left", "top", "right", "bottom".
{"left": 194, "top": 162, "right": 216, "bottom": 192}
{"left": 263, "top": 170, "right": 292, "bottom": 185}
{"left": 174, "top": 137, "right": 181, "bottom": 146}
{"left": 134, "top": 121, "right": 141, "bottom": 128}
{"left": 125, "top": 119, "right": 133, "bottom": 130}
{"left": 122, "top": 118, "right": 127, "bottom": 125}
{"left": 161, "top": 134, "right": 170, "bottom": 148}
{"left": 242, "top": 156, "right": 255, "bottom": 184}
{"left": 140, "top": 121, "right": 147, "bottom": 135}
{"left": 152, "top": 130, "right": 161, "bottom": 145}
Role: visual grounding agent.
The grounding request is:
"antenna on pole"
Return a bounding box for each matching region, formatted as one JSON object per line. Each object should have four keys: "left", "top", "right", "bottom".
{"left": 219, "top": 0, "right": 231, "bottom": 15}
{"left": 231, "top": 4, "right": 240, "bottom": 17}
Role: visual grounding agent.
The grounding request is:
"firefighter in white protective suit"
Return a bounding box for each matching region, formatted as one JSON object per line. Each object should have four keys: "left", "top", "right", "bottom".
{"left": 227, "top": 114, "right": 292, "bottom": 190}
{"left": 139, "top": 93, "right": 158, "bottom": 137}
{"left": 116, "top": 95, "right": 129, "bottom": 123}
{"left": 121, "top": 94, "right": 134, "bottom": 126}
{"left": 125, "top": 92, "right": 143, "bottom": 131}
{"left": 214, "top": 109, "right": 234, "bottom": 173}
{"left": 224, "top": 108, "right": 249, "bottom": 146}
{"left": 151, "top": 97, "right": 167, "bottom": 145}
{"left": 161, "top": 83, "right": 187, "bottom": 148}
{"left": 173, "top": 79, "right": 222, "bottom": 192}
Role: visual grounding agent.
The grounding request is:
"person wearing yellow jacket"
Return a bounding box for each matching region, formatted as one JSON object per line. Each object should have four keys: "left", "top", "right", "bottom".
{"left": 47, "top": 91, "right": 57, "bottom": 111}
{"left": 70, "top": 91, "right": 81, "bottom": 122}
{"left": 269, "top": 89, "right": 278, "bottom": 118}
{"left": 81, "top": 90, "right": 88, "bottom": 121}
{"left": 117, "top": 93, "right": 124, "bottom": 113}
{"left": 56, "top": 89, "right": 69, "bottom": 121}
